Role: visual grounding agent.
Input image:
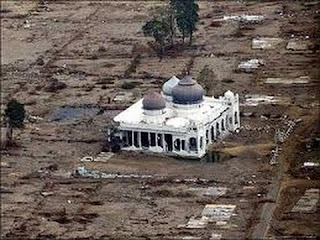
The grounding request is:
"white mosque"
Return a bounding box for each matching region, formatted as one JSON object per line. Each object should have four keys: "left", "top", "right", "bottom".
{"left": 109, "top": 75, "right": 240, "bottom": 158}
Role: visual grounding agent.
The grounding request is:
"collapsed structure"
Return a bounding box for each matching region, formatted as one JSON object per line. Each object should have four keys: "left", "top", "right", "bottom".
{"left": 108, "top": 75, "right": 240, "bottom": 158}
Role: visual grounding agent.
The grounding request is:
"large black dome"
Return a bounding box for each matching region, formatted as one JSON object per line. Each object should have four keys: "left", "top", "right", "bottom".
{"left": 172, "top": 75, "right": 204, "bottom": 105}
{"left": 142, "top": 92, "right": 166, "bottom": 110}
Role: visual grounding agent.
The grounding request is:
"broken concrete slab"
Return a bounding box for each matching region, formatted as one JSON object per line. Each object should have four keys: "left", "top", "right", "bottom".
{"left": 113, "top": 92, "right": 134, "bottom": 103}
{"left": 252, "top": 37, "right": 283, "bottom": 50}
{"left": 186, "top": 216, "right": 209, "bottom": 229}
{"left": 242, "top": 112, "right": 255, "bottom": 117}
{"left": 0, "top": 161, "right": 10, "bottom": 167}
{"left": 223, "top": 15, "right": 264, "bottom": 23}
{"left": 95, "top": 152, "right": 114, "bottom": 162}
{"left": 188, "top": 187, "right": 228, "bottom": 197}
{"left": 204, "top": 187, "right": 228, "bottom": 197}
{"left": 286, "top": 40, "right": 311, "bottom": 51}
{"left": 237, "top": 59, "right": 265, "bottom": 73}
{"left": 303, "top": 162, "right": 319, "bottom": 168}
{"left": 73, "top": 166, "right": 152, "bottom": 179}
{"left": 292, "top": 188, "right": 319, "bottom": 213}
{"left": 244, "top": 94, "right": 289, "bottom": 106}
{"left": 41, "top": 191, "right": 54, "bottom": 197}
{"left": 178, "top": 216, "right": 209, "bottom": 229}
{"left": 210, "top": 232, "right": 222, "bottom": 240}
{"left": 265, "top": 76, "right": 310, "bottom": 84}
{"left": 201, "top": 204, "right": 236, "bottom": 222}
{"left": 80, "top": 152, "right": 114, "bottom": 162}
{"left": 80, "top": 156, "right": 94, "bottom": 162}
{"left": 180, "top": 237, "right": 202, "bottom": 240}
{"left": 27, "top": 115, "right": 44, "bottom": 123}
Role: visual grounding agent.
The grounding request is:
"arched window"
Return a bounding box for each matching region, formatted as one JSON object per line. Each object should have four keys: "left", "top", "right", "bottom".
{"left": 225, "top": 116, "right": 229, "bottom": 129}
{"left": 216, "top": 122, "right": 220, "bottom": 137}
{"left": 189, "top": 137, "right": 197, "bottom": 151}
{"left": 174, "top": 139, "right": 181, "bottom": 151}
{"left": 235, "top": 112, "right": 238, "bottom": 124}
{"left": 211, "top": 126, "right": 215, "bottom": 140}
{"left": 206, "top": 129, "right": 209, "bottom": 143}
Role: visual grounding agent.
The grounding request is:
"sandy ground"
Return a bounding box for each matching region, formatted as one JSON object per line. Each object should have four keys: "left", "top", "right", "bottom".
{"left": 1, "top": 0, "right": 319, "bottom": 239}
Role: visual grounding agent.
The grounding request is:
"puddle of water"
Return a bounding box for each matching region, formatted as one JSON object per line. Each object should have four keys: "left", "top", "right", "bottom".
{"left": 201, "top": 150, "right": 222, "bottom": 163}
{"left": 175, "top": 150, "right": 228, "bottom": 163}
{"left": 48, "top": 106, "right": 101, "bottom": 122}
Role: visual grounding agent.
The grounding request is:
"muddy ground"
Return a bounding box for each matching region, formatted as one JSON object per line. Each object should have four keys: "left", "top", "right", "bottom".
{"left": 1, "top": 1, "right": 319, "bottom": 239}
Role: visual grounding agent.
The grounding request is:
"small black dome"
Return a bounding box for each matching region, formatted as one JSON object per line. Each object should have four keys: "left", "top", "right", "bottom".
{"left": 172, "top": 75, "right": 204, "bottom": 105}
{"left": 142, "top": 92, "right": 166, "bottom": 110}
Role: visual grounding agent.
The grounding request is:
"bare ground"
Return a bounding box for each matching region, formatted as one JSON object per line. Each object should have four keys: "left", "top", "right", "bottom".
{"left": 1, "top": 0, "right": 319, "bottom": 239}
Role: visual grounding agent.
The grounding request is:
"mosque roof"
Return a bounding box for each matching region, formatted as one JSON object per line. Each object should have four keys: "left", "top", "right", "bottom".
{"left": 172, "top": 75, "right": 205, "bottom": 105}
{"left": 162, "top": 76, "right": 180, "bottom": 96}
{"left": 142, "top": 92, "right": 166, "bottom": 110}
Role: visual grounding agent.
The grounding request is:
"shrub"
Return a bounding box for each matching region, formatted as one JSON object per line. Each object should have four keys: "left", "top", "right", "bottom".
{"left": 98, "top": 45, "right": 106, "bottom": 52}
{"left": 121, "top": 81, "right": 136, "bottom": 90}
{"left": 197, "top": 65, "right": 216, "bottom": 92}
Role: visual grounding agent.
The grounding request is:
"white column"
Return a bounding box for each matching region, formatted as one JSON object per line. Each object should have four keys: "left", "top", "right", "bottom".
{"left": 172, "top": 136, "right": 175, "bottom": 152}
{"left": 131, "top": 131, "right": 134, "bottom": 146}
{"left": 162, "top": 134, "right": 165, "bottom": 151}
{"left": 155, "top": 133, "right": 158, "bottom": 147}
{"left": 138, "top": 132, "right": 141, "bottom": 148}
{"left": 148, "top": 132, "right": 151, "bottom": 147}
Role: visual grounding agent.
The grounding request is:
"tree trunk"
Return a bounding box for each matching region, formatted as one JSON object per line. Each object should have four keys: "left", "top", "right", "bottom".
{"left": 6, "top": 124, "right": 13, "bottom": 141}
{"left": 157, "top": 42, "right": 164, "bottom": 61}
{"left": 170, "top": 14, "right": 175, "bottom": 46}
{"left": 182, "top": 29, "right": 185, "bottom": 44}
{"left": 189, "top": 31, "right": 193, "bottom": 46}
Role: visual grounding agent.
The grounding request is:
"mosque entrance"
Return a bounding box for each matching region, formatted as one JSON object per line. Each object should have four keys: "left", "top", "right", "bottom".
{"left": 174, "top": 139, "right": 181, "bottom": 151}
{"left": 150, "top": 133, "right": 156, "bottom": 146}
{"left": 157, "top": 134, "right": 163, "bottom": 148}
{"left": 189, "top": 137, "right": 197, "bottom": 151}
{"left": 164, "top": 134, "right": 173, "bottom": 151}
{"left": 141, "top": 132, "right": 149, "bottom": 148}
{"left": 134, "top": 132, "right": 139, "bottom": 148}
{"left": 128, "top": 131, "right": 133, "bottom": 146}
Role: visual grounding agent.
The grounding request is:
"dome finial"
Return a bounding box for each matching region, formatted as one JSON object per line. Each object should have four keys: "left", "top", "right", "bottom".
{"left": 181, "top": 68, "right": 190, "bottom": 77}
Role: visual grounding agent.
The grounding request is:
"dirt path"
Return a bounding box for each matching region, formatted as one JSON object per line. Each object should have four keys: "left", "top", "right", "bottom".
{"left": 251, "top": 157, "right": 284, "bottom": 238}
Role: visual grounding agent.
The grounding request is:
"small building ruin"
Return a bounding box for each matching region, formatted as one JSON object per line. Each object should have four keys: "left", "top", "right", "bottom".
{"left": 107, "top": 75, "right": 240, "bottom": 158}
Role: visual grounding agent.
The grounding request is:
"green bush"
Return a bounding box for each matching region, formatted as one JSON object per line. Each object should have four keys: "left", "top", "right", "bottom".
{"left": 121, "top": 81, "right": 136, "bottom": 90}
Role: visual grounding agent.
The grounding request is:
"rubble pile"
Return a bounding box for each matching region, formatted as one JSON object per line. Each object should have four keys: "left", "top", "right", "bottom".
{"left": 270, "top": 119, "right": 301, "bottom": 165}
